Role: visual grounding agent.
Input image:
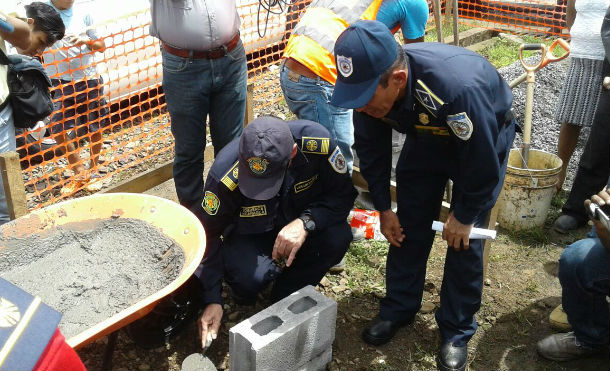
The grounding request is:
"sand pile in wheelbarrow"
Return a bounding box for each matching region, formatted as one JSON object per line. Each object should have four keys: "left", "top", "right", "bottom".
{"left": 0, "top": 218, "right": 185, "bottom": 339}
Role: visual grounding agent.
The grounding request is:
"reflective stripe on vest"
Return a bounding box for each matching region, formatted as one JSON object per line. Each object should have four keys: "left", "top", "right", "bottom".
{"left": 284, "top": 0, "right": 382, "bottom": 84}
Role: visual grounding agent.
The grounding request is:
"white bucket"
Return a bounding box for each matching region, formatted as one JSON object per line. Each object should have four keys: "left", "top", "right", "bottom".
{"left": 497, "top": 148, "right": 562, "bottom": 230}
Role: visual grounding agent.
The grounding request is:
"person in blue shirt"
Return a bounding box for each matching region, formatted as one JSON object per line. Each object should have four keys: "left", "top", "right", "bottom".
{"left": 377, "top": 0, "right": 429, "bottom": 43}
{"left": 331, "top": 20, "right": 516, "bottom": 371}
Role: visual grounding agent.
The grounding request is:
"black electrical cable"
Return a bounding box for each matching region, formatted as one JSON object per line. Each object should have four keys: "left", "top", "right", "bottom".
{"left": 256, "top": 0, "right": 300, "bottom": 38}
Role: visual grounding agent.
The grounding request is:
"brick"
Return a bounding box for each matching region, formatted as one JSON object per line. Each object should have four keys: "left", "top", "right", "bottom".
{"left": 295, "top": 348, "right": 332, "bottom": 371}
{"left": 229, "top": 285, "right": 337, "bottom": 371}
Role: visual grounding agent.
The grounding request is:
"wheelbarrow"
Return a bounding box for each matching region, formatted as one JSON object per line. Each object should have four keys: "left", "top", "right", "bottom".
{"left": 0, "top": 193, "right": 206, "bottom": 367}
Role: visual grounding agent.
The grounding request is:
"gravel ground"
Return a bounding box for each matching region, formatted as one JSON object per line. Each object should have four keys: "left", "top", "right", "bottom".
{"left": 498, "top": 56, "right": 585, "bottom": 190}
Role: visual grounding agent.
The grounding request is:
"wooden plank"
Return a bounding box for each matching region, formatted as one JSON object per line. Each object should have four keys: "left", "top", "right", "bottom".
{"left": 244, "top": 83, "right": 254, "bottom": 126}
{"left": 483, "top": 201, "right": 500, "bottom": 278}
{"left": 0, "top": 151, "right": 28, "bottom": 219}
{"left": 103, "top": 144, "right": 215, "bottom": 194}
{"left": 433, "top": 0, "right": 443, "bottom": 42}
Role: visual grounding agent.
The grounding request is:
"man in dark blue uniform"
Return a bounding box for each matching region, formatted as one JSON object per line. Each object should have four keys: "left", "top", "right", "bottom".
{"left": 331, "top": 21, "right": 516, "bottom": 371}
{"left": 194, "top": 116, "right": 357, "bottom": 350}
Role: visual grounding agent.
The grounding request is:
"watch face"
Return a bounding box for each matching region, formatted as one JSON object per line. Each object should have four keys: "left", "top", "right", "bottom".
{"left": 306, "top": 219, "right": 316, "bottom": 231}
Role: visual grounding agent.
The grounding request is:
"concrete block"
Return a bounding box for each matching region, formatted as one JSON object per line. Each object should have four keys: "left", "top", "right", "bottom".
{"left": 295, "top": 348, "right": 332, "bottom": 371}
{"left": 229, "top": 285, "right": 337, "bottom": 371}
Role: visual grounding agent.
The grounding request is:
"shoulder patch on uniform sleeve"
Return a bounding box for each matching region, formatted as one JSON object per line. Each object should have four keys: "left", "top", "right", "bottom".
{"left": 328, "top": 146, "right": 347, "bottom": 174}
{"left": 220, "top": 161, "right": 239, "bottom": 191}
{"left": 415, "top": 79, "right": 445, "bottom": 117}
{"left": 446, "top": 112, "right": 474, "bottom": 140}
{"left": 239, "top": 205, "right": 267, "bottom": 217}
{"left": 202, "top": 191, "right": 220, "bottom": 215}
{"left": 301, "top": 137, "right": 330, "bottom": 155}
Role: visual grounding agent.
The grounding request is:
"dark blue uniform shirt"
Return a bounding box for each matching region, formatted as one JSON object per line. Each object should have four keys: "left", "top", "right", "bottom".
{"left": 354, "top": 42, "right": 515, "bottom": 225}
{"left": 196, "top": 120, "right": 357, "bottom": 304}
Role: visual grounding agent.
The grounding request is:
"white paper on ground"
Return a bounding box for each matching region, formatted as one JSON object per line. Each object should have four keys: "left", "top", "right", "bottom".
{"left": 431, "top": 221, "right": 496, "bottom": 240}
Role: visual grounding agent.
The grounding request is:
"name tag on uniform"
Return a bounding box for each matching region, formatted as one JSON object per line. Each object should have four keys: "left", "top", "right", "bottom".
{"left": 239, "top": 205, "right": 267, "bottom": 217}
{"left": 294, "top": 174, "right": 318, "bottom": 193}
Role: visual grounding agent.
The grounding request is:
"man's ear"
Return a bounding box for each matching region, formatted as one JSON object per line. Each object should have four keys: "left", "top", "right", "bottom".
{"left": 27, "top": 17, "right": 34, "bottom": 26}
{"left": 392, "top": 69, "right": 408, "bottom": 87}
{"left": 291, "top": 143, "right": 297, "bottom": 159}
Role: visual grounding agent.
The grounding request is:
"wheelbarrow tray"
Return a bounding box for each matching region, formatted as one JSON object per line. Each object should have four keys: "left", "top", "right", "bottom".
{"left": 0, "top": 193, "right": 206, "bottom": 349}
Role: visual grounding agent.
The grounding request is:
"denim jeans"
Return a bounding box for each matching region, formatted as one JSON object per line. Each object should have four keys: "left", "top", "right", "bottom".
{"left": 162, "top": 40, "right": 247, "bottom": 216}
{"left": 279, "top": 62, "right": 354, "bottom": 172}
{"left": 0, "top": 104, "right": 16, "bottom": 225}
{"left": 559, "top": 229, "right": 610, "bottom": 347}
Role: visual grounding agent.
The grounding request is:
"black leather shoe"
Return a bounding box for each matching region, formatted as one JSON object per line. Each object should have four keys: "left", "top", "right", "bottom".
{"left": 554, "top": 214, "right": 587, "bottom": 234}
{"left": 437, "top": 343, "right": 468, "bottom": 371}
{"left": 362, "top": 316, "right": 411, "bottom": 346}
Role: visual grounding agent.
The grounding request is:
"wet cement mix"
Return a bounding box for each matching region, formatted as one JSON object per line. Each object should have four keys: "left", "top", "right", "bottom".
{"left": 0, "top": 218, "right": 185, "bottom": 339}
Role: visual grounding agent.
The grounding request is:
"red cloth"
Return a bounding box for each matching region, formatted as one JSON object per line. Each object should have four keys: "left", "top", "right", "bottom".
{"left": 33, "top": 329, "right": 86, "bottom": 371}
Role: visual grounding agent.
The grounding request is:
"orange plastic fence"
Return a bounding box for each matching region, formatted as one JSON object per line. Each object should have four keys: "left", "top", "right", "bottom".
{"left": 457, "top": 0, "right": 567, "bottom": 36}
{"left": 17, "top": 1, "right": 566, "bottom": 211}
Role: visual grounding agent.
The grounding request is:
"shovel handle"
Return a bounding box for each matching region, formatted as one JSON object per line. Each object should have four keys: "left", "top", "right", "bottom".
{"left": 539, "top": 38, "right": 570, "bottom": 69}
{"left": 519, "top": 43, "right": 546, "bottom": 72}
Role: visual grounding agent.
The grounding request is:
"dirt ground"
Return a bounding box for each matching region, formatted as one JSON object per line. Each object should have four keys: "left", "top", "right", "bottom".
{"left": 75, "top": 188, "right": 610, "bottom": 371}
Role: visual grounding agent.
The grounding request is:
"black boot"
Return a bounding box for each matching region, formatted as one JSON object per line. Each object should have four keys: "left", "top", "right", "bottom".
{"left": 437, "top": 343, "right": 468, "bottom": 371}
{"left": 361, "top": 316, "right": 412, "bottom": 346}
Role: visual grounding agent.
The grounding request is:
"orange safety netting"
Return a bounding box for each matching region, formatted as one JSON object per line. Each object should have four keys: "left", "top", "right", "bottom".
{"left": 18, "top": 1, "right": 566, "bottom": 211}
{"left": 456, "top": 0, "right": 567, "bottom": 36}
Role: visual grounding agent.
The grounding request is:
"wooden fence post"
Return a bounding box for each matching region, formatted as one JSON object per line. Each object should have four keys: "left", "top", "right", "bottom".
{"left": 0, "top": 151, "right": 28, "bottom": 220}
{"left": 244, "top": 83, "right": 254, "bottom": 126}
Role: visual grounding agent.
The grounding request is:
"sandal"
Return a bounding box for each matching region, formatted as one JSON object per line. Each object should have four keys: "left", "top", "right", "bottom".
{"left": 60, "top": 179, "right": 87, "bottom": 195}
{"left": 85, "top": 173, "right": 104, "bottom": 193}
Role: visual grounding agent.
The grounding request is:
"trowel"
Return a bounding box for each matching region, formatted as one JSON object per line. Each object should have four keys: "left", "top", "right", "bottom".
{"left": 181, "top": 333, "right": 216, "bottom": 371}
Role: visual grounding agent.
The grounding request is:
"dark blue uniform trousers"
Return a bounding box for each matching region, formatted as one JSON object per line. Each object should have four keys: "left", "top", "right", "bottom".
{"left": 221, "top": 222, "right": 352, "bottom": 302}
{"left": 380, "top": 135, "right": 508, "bottom": 346}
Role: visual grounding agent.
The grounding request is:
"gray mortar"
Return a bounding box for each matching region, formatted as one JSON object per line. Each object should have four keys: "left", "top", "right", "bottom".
{"left": 498, "top": 56, "right": 587, "bottom": 189}
{"left": 0, "top": 218, "right": 184, "bottom": 339}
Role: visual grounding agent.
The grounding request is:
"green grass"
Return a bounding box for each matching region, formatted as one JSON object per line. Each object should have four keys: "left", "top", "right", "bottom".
{"left": 345, "top": 239, "right": 388, "bottom": 295}
{"left": 424, "top": 21, "right": 472, "bottom": 42}
{"left": 479, "top": 34, "right": 569, "bottom": 69}
{"left": 505, "top": 225, "right": 551, "bottom": 247}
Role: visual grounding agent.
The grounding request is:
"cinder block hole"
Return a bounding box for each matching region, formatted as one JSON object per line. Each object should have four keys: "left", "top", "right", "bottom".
{"left": 251, "top": 315, "right": 283, "bottom": 336}
{"left": 287, "top": 296, "right": 317, "bottom": 314}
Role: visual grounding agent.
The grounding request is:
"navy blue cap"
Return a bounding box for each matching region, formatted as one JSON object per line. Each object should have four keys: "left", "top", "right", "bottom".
{"left": 331, "top": 20, "right": 398, "bottom": 109}
{"left": 238, "top": 116, "right": 294, "bottom": 200}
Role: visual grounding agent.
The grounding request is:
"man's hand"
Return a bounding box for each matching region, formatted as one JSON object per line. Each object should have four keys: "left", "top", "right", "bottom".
{"left": 379, "top": 209, "right": 405, "bottom": 247}
{"left": 67, "top": 34, "right": 89, "bottom": 47}
{"left": 272, "top": 218, "right": 308, "bottom": 267}
{"left": 585, "top": 188, "right": 610, "bottom": 251}
{"left": 442, "top": 211, "right": 474, "bottom": 252}
{"left": 197, "top": 303, "right": 223, "bottom": 351}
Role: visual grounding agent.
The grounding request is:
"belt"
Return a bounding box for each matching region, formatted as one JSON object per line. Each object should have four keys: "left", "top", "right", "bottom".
{"left": 284, "top": 58, "right": 319, "bottom": 80}
{"left": 162, "top": 32, "right": 240, "bottom": 60}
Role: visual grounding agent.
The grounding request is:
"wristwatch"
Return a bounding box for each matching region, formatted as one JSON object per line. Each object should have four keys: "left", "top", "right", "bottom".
{"left": 298, "top": 214, "right": 316, "bottom": 232}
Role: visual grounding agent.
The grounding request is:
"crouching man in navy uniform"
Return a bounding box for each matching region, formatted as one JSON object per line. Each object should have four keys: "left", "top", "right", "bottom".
{"left": 331, "top": 21, "right": 516, "bottom": 371}
{"left": 194, "top": 116, "right": 357, "bottom": 349}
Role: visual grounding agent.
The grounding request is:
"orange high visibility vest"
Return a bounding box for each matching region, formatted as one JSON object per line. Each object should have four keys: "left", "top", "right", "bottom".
{"left": 284, "top": 0, "right": 383, "bottom": 85}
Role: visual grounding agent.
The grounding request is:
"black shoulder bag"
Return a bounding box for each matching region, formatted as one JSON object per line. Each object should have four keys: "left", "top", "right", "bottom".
{"left": 0, "top": 48, "right": 53, "bottom": 128}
